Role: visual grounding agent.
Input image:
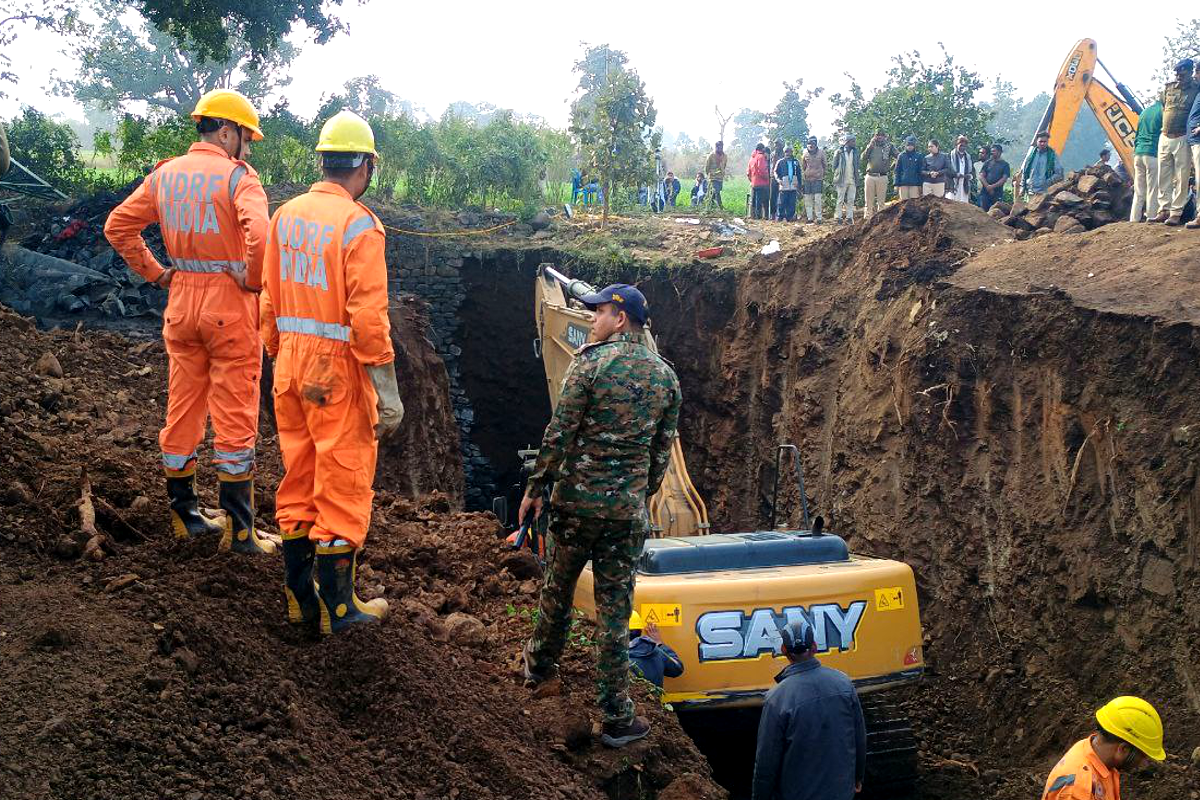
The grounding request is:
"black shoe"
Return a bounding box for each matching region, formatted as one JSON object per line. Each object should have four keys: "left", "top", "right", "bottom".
{"left": 165, "top": 468, "right": 223, "bottom": 539}
{"left": 521, "top": 641, "right": 557, "bottom": 687}
{"left": 601, "top": 716, "right": 650, "bottom": 748}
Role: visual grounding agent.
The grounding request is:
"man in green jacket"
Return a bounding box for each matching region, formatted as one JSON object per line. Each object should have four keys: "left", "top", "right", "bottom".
{"left": 1132, "top": 101, "right": 1162, "bottom": 222}
{"left": 1152, "top": 59, "right": 1199, "bottom": 224}
{"left": 1021, "top": 131, "right": 1063, "bottom": 196}
{"left": 861, "top": 130, "right": 897, "bottom": 220}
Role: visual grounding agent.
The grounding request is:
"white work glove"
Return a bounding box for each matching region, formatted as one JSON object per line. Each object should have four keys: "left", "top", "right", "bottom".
{"left": 365, "top": 362, "right": 404, "bottom": 441}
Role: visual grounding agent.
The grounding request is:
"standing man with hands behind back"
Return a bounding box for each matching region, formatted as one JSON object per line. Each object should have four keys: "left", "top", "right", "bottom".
{"left": 260, "top": 110, "right": 404, "bottom": 634}
{"left": 105, "top": 89, "right": 275, "bottom": 556}
{"left": 752, "top": 618, "right": 867, "bottom": 800}
{"left": 519, "top": 284, "right": 681, "bottom": 749}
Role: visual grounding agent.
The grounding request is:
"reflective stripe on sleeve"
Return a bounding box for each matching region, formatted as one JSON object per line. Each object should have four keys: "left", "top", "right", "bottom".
{"left": 275, "top": 315, "right": 352, "bottom": 342}
{"left": 343, "top": 215, "right": 375, "bottom": 248}
{"left": 229, "top": 165, "right": 247, "bottom": 199}
{"left": 1047, "top": 775, "right": 1076, "bottom": 793}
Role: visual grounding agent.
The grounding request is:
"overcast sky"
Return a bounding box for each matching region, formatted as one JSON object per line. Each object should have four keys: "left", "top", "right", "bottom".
{"left": 1, "top": 2, "right": 1189, "bottom": 140}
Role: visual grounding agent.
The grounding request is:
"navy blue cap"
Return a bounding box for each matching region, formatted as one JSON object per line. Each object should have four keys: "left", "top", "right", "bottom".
{"left": 1176, "top": 58, "right": 1195, "bottom": 71}
{"left": 904, "top": 135, "right": 917, "bottom": 145}
{"left": 780, "top": 618, "right": 816, "bottom": 655}
{"left": 579, "top": 283, "right": 648, "bottom": 325}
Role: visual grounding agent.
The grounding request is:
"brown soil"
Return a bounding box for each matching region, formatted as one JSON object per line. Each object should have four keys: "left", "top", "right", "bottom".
{"left": 0, "top": 303, "right": 723, "bottom": 800}
{"left": 640, "top": 197, "right": 1200, "bottom": 799}
{"left": 953, "top": 220, "right": 1200, "bottom": 324}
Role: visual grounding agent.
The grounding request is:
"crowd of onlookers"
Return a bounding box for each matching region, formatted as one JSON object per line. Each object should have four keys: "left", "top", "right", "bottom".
{"left": 566, "top": 56, "right": 1200, "bottom": 226}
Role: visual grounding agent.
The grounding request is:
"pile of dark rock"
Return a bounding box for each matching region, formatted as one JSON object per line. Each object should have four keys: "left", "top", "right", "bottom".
{"left": 990, "top": 165, "right": 1132, "bottom": 238}
{"left": 4, "top": 179, "right": 166, "bottom": 319}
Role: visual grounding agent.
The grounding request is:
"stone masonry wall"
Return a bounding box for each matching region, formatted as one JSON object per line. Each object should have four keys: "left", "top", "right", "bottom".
{"left": 384, "top": 234, "right": 495, "bottom": 508}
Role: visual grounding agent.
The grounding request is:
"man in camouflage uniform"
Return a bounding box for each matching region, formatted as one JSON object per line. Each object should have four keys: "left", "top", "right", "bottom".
{"left": 518, "top": 283, "right": 681, "bottom": 748}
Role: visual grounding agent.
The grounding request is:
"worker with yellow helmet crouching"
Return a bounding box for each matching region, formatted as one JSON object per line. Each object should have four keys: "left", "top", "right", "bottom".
{"left": 1042, "top": 696, "right": 1166, "bottom": 800}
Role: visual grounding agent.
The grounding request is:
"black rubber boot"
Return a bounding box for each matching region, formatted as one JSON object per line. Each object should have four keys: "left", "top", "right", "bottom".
{"left": 315, "top": 541, "right": 388, "bottom": 634}
{"left": 282, "top": 522, "right": 320, "bottom": 624}
{"left": 165, "top": 468, "right": 223, "bottom": 539}
{"left": 218, "top": 474, "right": 276, "bottom": 555}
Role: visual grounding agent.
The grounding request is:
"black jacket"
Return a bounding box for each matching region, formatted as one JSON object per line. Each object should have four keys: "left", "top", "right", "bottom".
{"left": 894, "top": 149, "right": 924, "bottom": 187}
{"left": 751, "top": 659, "right": 867, "bottom": 800}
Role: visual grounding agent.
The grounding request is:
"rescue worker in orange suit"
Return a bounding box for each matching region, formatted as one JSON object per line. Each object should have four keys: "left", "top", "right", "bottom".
{"left": 105, "top": 89, "right": 276, "bottom": 555}
{"left": 1042, "top": 696, "right": 1166, "bottom": 800}
{"left": 259, "top": 110, "right": 404, "bottom": 634}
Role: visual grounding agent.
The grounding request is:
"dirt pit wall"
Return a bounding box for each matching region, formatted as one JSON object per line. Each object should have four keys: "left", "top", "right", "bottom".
{"left": 639, "top": 199, "right": 1200, "bottom": 798}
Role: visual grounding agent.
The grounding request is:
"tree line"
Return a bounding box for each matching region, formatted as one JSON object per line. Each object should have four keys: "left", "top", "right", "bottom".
{"left": 5, "top": 3, "right": 1200, "bottom": 215}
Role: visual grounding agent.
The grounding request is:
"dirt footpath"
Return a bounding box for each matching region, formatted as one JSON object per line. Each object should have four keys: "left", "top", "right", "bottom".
{"left": 0, "top": 304, "right": 724, "bottom": 800}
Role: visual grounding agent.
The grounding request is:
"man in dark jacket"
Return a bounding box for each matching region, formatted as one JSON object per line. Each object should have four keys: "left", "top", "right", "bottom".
{"left": 774, "top": 145, "right": 801, "bottom": 221}
{"left": 751, "top": 618, "right": 866, "bottom": 800}
{"left": 894, "top": 136, "right": 923, "bottom": 200}
{"left": 768, "top": 139, "right": 785, "bottom": 219}
{"left": 628, "top": 613, "right": 684, "bottom": 687}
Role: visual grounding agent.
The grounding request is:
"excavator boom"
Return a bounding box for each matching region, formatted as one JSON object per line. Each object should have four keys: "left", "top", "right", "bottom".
{"left": 1022, "top": 38, "right": 1142, "bottom": 179}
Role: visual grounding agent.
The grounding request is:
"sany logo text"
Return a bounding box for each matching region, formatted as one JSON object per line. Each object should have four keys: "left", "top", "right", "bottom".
{"left": 696, "top": 602, "right": 867, "bottom": 662}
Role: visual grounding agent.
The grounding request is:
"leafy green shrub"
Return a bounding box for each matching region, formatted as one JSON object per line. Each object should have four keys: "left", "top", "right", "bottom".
{"left": 94, "top": 114, "right": 193, "bottom": 181}
{"left": 6, "top": 106, "right": 87, "bottom": 191}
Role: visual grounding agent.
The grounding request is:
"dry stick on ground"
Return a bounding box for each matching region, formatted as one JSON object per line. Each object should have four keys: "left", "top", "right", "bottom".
{"left": 95, "top": 496, "right": 146, "bottom": 541}
{"left": 926, "top": 755, "right": 980, "bottom": 777}
{"left": 79, "top": 468, "right": 115, "bottom": 561}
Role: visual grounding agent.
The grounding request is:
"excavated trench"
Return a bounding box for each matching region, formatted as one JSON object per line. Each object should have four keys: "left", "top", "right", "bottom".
{"left": 430, "top": 200, "right": 1200, "bottom": 800}
{"left": 17, "top": 198, "right": 1199, "bottom": 799}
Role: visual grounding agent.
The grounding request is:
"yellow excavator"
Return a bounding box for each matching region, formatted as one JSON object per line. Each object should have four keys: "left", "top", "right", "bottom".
{"left": 1018, "top": 38, "right": 1142, "bottom": 191}
{"left": 504, "top": 264, "right": 926, "bottom": 791}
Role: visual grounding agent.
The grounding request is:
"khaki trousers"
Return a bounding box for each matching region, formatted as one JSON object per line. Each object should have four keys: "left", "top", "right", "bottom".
{"left": 835, "top": 181, "right": 856, "bottom": 220}
{"left": 921, "top": 182, "right": 946, "bottom": 197}
{"left": 1157, "top": 134, "right": 1191, "bottom": 217}
{"left": 864, "top": 174, "right": 888, "bottom": 219}
{"left": 898, "top": 185, "right": 921, "bottom": 200}
{"left": 1131, "top": 154, "right": 1158, "bottom": 221}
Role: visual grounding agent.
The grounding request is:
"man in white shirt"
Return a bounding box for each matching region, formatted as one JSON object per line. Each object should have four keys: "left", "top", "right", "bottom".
{"left": 948, "top": 135, "right": 975, "bottom": 202}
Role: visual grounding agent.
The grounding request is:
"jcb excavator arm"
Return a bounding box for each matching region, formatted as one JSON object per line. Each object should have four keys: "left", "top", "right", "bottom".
{"left": 532, "top": 264, "right": 709, "bottom": 538}
{"left": 1020, "top": 38, "right": 1142, "bottom": 186}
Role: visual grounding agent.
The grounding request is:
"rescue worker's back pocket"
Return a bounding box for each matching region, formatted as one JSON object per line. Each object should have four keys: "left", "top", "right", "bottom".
{"left": 298, "top": 354, "right": 350, "bottom": 408}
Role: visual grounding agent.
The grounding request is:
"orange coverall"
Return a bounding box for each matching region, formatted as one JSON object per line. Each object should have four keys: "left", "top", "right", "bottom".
{"left": 105, "top": 142, "right": 269, "bottom": 477}
{"left": 1042, "top": 738, "right": 1121, "bottom": 800}
{"left": 260, "top": 182, "right": 394, "bottom": 547}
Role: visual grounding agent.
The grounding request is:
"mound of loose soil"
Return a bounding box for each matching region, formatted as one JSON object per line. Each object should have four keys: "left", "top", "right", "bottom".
{"left": 952, "top": 220, "right": 1200, "bottom": 324}
{"left": 0, "top": 304, "right": 724, "bottom": 800}
{"left": 637, "top": 196, "right": 1200, "bottom": 799}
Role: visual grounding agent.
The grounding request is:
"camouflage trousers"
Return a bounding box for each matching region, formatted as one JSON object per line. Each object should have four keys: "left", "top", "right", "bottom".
{"left": 526, "top": 510, "right": 647, "bottom": 725}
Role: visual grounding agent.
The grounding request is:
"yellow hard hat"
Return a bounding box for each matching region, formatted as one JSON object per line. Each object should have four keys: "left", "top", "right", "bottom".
{"left": 629, "top": 611, "right": 645, "bottom": 630}
{"left": 315, "top": 110, "right": 378, "bottom": 157}
{"left": 191, "top": 89, "right": 263, "bottom": 141}
{"left": 1095, "top": 696, "right": 1166, "bottom": 761}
